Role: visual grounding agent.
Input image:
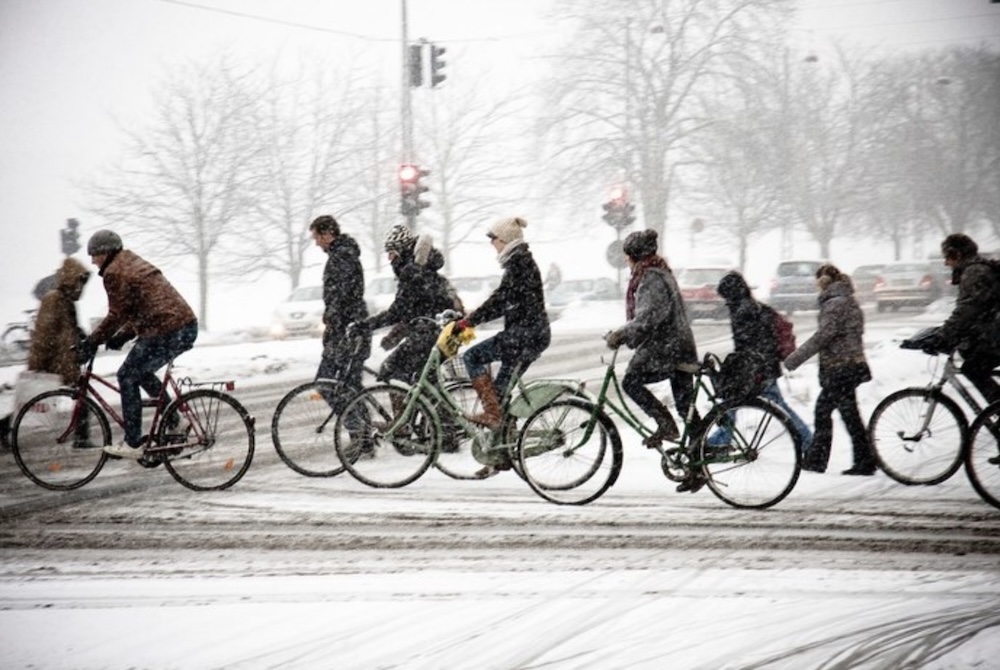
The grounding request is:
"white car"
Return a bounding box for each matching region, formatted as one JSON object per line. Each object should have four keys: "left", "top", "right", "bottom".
{"left": 270, "top": 285, "right": 325, "bottom": 339}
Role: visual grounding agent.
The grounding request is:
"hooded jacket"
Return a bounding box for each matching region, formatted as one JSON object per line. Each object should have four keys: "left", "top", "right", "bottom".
{"left": 784, "top": 278, "right": 866, "bottom": 375}
{"left": 717, "top": 272, "right": 781, "bottom": 382}
{"left": 939, "top": 256, "right": 1000, "bottom": 356}
{"left": 367, "top": 234, "right": 460, "bottom": 332}
{"left": 28, "top": 258, "right": 90, "bottom": 384}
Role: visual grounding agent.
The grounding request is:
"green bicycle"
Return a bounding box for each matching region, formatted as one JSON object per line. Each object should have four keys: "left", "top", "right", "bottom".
{"left": 514, "top": 344, "right": 803, "bottom": 508}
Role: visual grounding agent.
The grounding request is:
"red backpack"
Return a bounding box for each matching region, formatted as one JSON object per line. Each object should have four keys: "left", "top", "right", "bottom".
{"left": 761, "top": 303, "right": 796, "bottom": 360}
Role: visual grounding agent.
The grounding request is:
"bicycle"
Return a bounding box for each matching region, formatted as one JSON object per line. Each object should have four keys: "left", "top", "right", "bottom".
{"left": 867, "top": 328, "right": 1000, "bottom": 486}
{"left": 2, "top": 308, "right": 36, "bottom": 358}
{"left": 270, "top": 335, "right": 379, "bottom": 478}
{"left": 965, "top": 400, "right": 1000, "bottom": 510}
{"left": 514, "top": 344, "right": 803, "bottom": 508}
{"left": 11, "top": 352, "right": 256, "bottom": 491}
{"left": 332, "top": 312, "right": 595, "bottom": 500}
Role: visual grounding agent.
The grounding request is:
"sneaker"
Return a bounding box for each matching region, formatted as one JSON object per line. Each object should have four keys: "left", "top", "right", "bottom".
{"left": 103, "top": 442, "right": 144, "bottom": 460}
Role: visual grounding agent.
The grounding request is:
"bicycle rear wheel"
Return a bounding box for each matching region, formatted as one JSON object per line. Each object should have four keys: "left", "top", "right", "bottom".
{"left": 965, "top": 400, "right": 1000, "bottom": 510}
{"left": 12, "top": 390, "right": 110, "bottom": 490}
{"left": 516, "top": 397, "right": 622, "bottom": 505}
{"left": 868, "top": 388, "right": 966, "bottom": 485}
{"left": 698, "top": 398, "right": 800, "bottom": 509}
{"left": 160, "top": 390, "right": 255, "bottom": 491}
{"left": 334, "top": 384, "right": 439, "bottom": 488}
{"left": 271, "top": 380, "right": 353, "bottom": 477}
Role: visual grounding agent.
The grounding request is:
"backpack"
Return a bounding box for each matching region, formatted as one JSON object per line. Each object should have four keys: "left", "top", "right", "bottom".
{"left": 761, "top": 303, "right": 796, "bottom": 360}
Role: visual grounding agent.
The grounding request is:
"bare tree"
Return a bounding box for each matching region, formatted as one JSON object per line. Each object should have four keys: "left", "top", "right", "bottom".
{"left": 87, "top": 54, "right": 265, "bottom": 329}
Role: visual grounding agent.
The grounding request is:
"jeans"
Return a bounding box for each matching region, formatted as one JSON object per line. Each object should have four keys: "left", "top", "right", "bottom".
{"left": 118, "top": 322, "right": 198, "bottom": 447}
{"left": 463, "top": 334, "right": 543, "bottom": 399}
{"left": 707, "top": 379, "right": 813, "bottom": 454}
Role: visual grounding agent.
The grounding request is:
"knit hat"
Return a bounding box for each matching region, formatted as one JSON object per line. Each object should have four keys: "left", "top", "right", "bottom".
{"left": 383, "top": 224, "right": 416, "bottom": 253}
{"left": 487, "top": 217, "right": 527, "bottom": 244}
{"left": 622, "top": 229, "right": 658, "bottom": 260}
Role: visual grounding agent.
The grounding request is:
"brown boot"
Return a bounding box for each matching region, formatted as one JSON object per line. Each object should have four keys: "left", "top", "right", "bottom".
{"left": 467, "top": 374, "right": 502, "bottom": 431}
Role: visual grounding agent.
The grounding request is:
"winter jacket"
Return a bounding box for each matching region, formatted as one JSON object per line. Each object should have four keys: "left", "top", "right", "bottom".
{"left": 321, "top": 233, "right": 368, "bottom": 347}
{"left": 28, "top": 258, "right": 89, "bottom": 384}
{"left": 939, "top": 255, "right": 1000, "bottom": 356}
{"left": 784, "top": 278, "right": 867, "bottom": 381}
{"left": 367, "top": 235, "right": 460, "bottom": 334}
{"left": 717, "top": 272, "right": 782, "bottom": 382}
{"left": 467, "top": 240, "right": 551, "bottom": 359}
{"left": 619, "top": 263, "right": 697, "bottom": 375}
{"left": 90, "top": 249, "right": 196, "bottom": 344}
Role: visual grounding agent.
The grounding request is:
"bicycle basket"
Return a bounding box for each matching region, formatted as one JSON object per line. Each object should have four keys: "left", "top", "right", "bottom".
{"left": 436, "top": 320, "right": 475, "bottom": 360}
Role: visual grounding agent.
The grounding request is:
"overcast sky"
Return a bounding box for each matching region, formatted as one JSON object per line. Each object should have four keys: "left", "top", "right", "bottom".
{"left": 1, "top": 0, "right": 997, "bottom": 331}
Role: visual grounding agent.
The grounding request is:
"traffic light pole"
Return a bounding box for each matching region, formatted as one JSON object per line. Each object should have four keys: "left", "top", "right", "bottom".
{"left": 400, "top": 0, "right": 414, "bottom": 166}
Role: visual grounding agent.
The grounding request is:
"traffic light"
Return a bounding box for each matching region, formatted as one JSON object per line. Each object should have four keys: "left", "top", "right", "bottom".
{"left": 430, "top": 44, "right": 447, "bottom": 87}
{"left": 408, "top": 43, "right": 424, "bottom": 87}
{"left": 60, "top": 218, "right": 81, "bottom": 255}
{"left": 399, "top": 164, "right": 430, "bottom": 219}
{"left": 601, "top": 186, "right": 634, "bottom": 230}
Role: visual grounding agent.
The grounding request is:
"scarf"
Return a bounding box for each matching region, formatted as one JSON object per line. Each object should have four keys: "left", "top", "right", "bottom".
{"left": 497, "top": 238, "right": 525, "bottom": 267}
{"left": 626, "top": 255, "right": 669, "bottom": 320}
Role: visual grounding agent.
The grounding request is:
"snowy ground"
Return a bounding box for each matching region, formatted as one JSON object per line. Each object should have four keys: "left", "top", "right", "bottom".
{"left": 2, "top": 299, "right": 998, "bottom": 669}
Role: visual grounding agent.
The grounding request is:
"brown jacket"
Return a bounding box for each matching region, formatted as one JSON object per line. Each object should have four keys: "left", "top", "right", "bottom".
{"left": 27, "top": 258, "right": 90, "bottom": 384}
{"left": 784, "top": 278, "right": 867, "bottom": 375}
{"left": 91, "top": 249, "right": 196, "bottom": 344}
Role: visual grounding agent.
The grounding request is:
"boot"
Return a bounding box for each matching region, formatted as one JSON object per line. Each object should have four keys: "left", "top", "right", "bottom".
{"left": 467, "top": 374, "right": 502, "bottom": 431}
{"left": 643, "top": 412, "right": 679, "bottom": 449}
{"left": 842, "top": 439, "right": 877, "bottom": 476}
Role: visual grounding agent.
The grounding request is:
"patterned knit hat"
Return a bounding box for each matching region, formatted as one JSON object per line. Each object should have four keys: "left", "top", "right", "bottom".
{"left": 383, "top": 224, "right": 416, "bottom": 253}
{"left": 487, "top": 217, "right": 527, "bottom": 244}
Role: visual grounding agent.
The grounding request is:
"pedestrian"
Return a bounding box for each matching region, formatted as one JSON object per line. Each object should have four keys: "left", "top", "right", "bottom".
{"left": 707, "top": 271, "right": 813, "bottom": 453}
{"left": 606, "top": 229, "right": 700, "bottom": 491}
{"left": 352, "top": 224, "right": 461, "bottom": 385}
{"left": 79, "top": 230, "right": 199, "bottom": 460}
{"left": 308, "top": 215, "right": 370, "bottom": 410}
{"left": 783, "top": 263, "right": 875, "bottom": 475}
{"left": 457, "top": 216, "right": 551, "bottom": 476}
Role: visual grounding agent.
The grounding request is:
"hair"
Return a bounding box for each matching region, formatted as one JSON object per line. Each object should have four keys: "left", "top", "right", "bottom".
{"left": 309, "top": 215, "right": 340, "bottom": 236}
{"left": 622, "top": 229, "right": 658, "bottom": 261}
{"left": 941, "top": 233, "right": 978, "bottom": 261}
{"left": 815, "top": 262, "right": 853, "bottom": 289}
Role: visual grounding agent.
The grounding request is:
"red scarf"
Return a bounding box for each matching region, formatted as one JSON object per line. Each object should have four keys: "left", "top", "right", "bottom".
{"left": 626, "top": 255, "right": 669, "bottom": 320}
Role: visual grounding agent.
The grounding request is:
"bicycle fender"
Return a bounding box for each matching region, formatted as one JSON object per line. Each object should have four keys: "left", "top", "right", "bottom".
{"left": 509, "top": 382, "right": 582, "bottom": 418}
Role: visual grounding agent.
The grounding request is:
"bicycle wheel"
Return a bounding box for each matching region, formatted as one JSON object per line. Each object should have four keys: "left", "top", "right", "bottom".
{"left": 2, "top": 324, "right": 31, "bottom": 353}
{"left": 868, "top": 388, "right": 967, "bottom": 485}
{"left": 160, "top": 390, "right": 255, "bottom": 491}
{"left": 432, "top": 380, "right": 503, "bottom": 480}
{"left": 271, "top": 380, "right": 354, "bottom": 477}
{"left": 334, "top": 384, "right": 438, "bottom": 488}
{"left": 11, "top": 390, "right": 110, "bottom": 490}
{"left": 965, "top": 400, "right": 1000, "bottom": 510}
{"left": 698, "top": 398, "right": 800, "bottom": 509}
{"left": 516, "top": 397, "right": 622, "bottom": 505}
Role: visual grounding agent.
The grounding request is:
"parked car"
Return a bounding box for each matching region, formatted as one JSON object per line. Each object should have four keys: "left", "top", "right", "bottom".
{"left": 676, "top": 266, "right": 732, "bottom": 320}
{"left": 270, "top": 285, "right": 324, "bottom": 339}
{"left": 873, "top": 260, "right": 947, "bottom": 312}
{"left": 546, "top": 277, "right": 621, "bottom": 318}
{"left": 768, "top": 259, "right": 826, "bottom": 314}
{"left": 850, "top": 263, "right": 885, "bottom": 304}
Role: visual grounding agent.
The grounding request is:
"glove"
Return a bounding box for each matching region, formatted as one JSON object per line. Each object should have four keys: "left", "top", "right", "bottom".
{"left": 606, "top": 329, "right": 625, "bottom": 349}
{"left": 76, "top": 337, "right": 98, "bottom": 363}
{"left": 106, "top": 331, "right": 133, "bottom": 351}
{"left": 455, "top": 319, "right": 471, "bottom": 332}
{"left": 346, "top": 321, "right": 371, "bottom": 338}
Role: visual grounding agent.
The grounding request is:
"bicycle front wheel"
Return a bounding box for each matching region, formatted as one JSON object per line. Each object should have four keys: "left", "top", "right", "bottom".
{"left": 698, "top": 398, "right": 800, "bottom": 509}
{"left": 965, "top": 400, "right": 1000, "bottom": 510}
{"left": 271, "top": 381, "right": 354, "bottom": 477}
{"left": 516, "top": 397, "right": 622, "bottom": 505}
{"left": 12, "top": 390, "right": 110, "bottom": 490}
{"left": 335, "top": 384, "right": 439, "bottom": 488}
{"left": 868, "top": 388, "right": 966, "bottom": 485}
{"left": 160, "top": 390, "right": 255, "bottom": 491}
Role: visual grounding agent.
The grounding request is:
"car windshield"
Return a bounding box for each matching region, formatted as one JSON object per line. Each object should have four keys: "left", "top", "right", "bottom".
{"left": 681, "top": 269, "right": 726, "bottom": 285}
{"left": 289, "top": 286, "right": 322, "bottom": 302}
{"left": 777, "top": 262, "right": 820, "bottom": 277}
{"left": 886, "top": 263, "right": 929, "bottom": 274}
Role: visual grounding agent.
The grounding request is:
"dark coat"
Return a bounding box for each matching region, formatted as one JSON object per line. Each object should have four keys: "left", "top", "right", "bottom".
{"left": 620, "top": 263, "right": 697, "bottom": 375}
{"left": 467, "top": 240, "right": 551, "bottom": 359}
{"left": 784, "top": 278, "right": 867, "bottom": 383}
{"left": 717, "top": 272, "right": 781, "bottom": 382}
{"left": 367, "top": 235, "right": 459, "bottom": 333}
{"left": 28, "top": 258, "right": 89, "bottom": 384}
{"left": 939, "top": 256, "right": 1000, "bottom": 356}
{"left": 321, "top": 233, "right": 368, "bottom": 348}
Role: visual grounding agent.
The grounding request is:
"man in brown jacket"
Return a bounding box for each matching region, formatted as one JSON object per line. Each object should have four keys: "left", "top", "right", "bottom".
{"left": 81, "top": 230, "right": 198, "bottom": 459}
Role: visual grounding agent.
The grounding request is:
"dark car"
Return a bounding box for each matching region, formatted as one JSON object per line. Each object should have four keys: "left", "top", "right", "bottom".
{"left": 873, "top": 261, "right": 948, "bottom": 312}
{"left": 851, "top": 264, "right": 885, "bottom": 304}
{"left": 677, "top": 266, "right": 732, "bottom": 320}
{"left": 768, "top": 260, "right": 825, "bottom": 314}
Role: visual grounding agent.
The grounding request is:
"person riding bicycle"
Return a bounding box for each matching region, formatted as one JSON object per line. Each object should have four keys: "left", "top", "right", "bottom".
{"left": 350, "top": 224, "right": 461, "bottom": 386}
{"left": 79, "top": 230, "right": 198, "bottom": 460}
{"left": 925, "top": 233, "right": 1000, "bottom": 405}
{"left": 457, "top": 217, "right": 551, "bottom": 476}
{"left": 606, "top": 229, "right": 699, "bottom": 461}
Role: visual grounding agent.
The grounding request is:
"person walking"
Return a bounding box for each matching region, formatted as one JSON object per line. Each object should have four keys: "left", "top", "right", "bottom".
{"left": 606, "top": 229, "right": 700, "bottom": 488}
{"left": 783, "top": 263, "right": 875, "bottom": 475}
{"left": 80, "top": 230, "right": 199, "bottom": 460}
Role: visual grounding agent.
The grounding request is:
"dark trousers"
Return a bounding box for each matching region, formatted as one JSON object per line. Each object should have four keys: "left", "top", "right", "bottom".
{"left": 317, "top": 332, "right": 371, "bottom": 413}
{"left": 808, "top": 378, "right": 873, "bottom": 470}
{"left": 622, "top": 368, "right": 696, "bottom": 429}
{"left": 961, "top": 351, "right": 1000, "bottom": 405}
{"left": 118, "top": 322, "right": 198, "bottom": 447}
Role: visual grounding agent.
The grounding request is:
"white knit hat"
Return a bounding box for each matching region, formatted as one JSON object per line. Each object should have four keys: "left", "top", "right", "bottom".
{"left": 487, "top": 217, "right": 527, "bottom": 244}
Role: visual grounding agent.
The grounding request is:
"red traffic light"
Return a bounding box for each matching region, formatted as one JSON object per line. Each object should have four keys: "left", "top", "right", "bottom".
{"left": 399, "top": 164, "right": 419, "bottom": 183}
{"left": 608, "top": 185, "right": 628, "bottom": 203}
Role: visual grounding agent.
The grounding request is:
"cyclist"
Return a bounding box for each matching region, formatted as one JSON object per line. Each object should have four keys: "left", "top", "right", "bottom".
{"left": 928, "top": 233, "right": 1000, "bottom": 405}
{"left": 606, "top": 229, "right": 698, "bottom": 461}
{"left": 80, "top": 230, "right": 198, "bottom": 460}
{"left": 457, "top": 217, "right": 551, "bottom": 475}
